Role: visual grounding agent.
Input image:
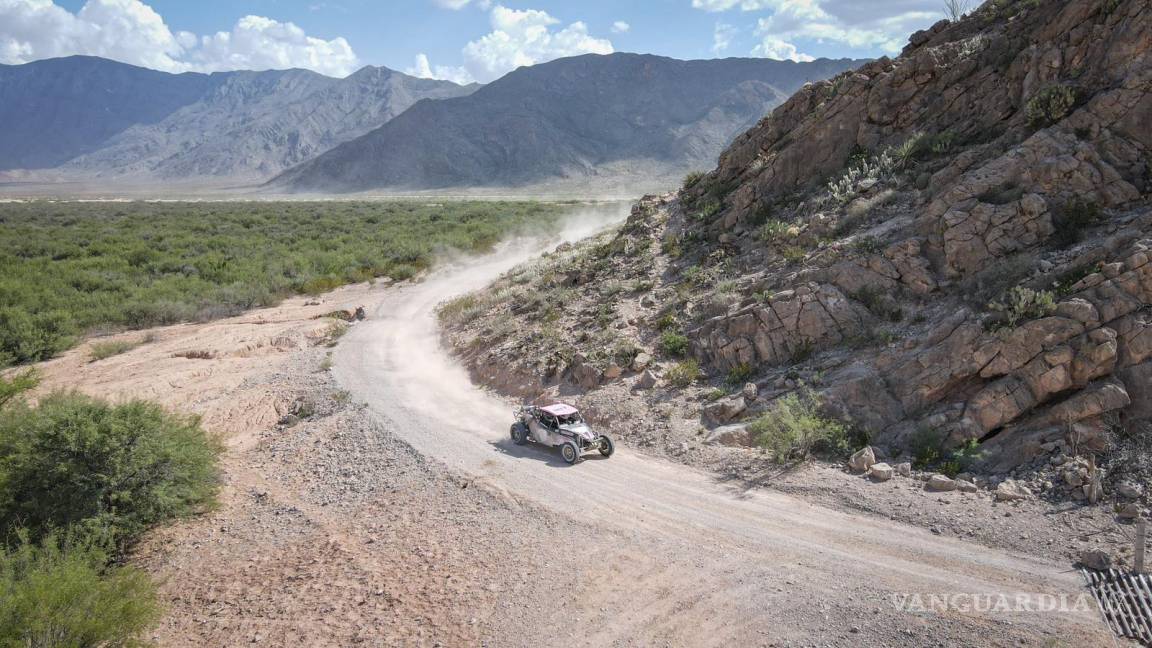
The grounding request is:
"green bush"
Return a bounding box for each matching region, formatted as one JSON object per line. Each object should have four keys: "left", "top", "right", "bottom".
{"left": 910, "top": 426, "right": 944, "bottom": 468}
{"left": 436, "top": 294, "right": 482, "bottom": 325}
{"left": 0, "top": 200, "right": 567, "bottom": 368}
{"left": 747, "top": 388, "right": 848, "bottom": 463}
{"left": 0, "top": 531, "right": 160, "bottom": 648}
{"left": 0, "top": 308, "right": 75, "bottom": 367}
{"left": 1026, "top": 85, "right": 1077, "bottom": 128}
{"left": 726, "top": 363, "right": 754, "bottom": 386}
{"left": 665, "top": 360, "right": 702, "bottom": 388}
{"left": 0, "top": 371, "right": 38, "bottom": 411}
{"left": 89, "top": 339, "right": 140, "bottom": 362}
{"left": 987, "top": 286, "right": 1057, "bottom": 329}
{"left": 0, "top": 393, "right": 222, "bottom": 547}
{"left": 682, "top": 171, "right": 706, "bottom": 190}
{"left": 1051, "top": 198, "right": 1101, "bottom": 248}
{"left": 659, "top": 332, "right": 690, "bottom": 357}
{"left": 758, "top": 220, "right": 791, "bottom": 243}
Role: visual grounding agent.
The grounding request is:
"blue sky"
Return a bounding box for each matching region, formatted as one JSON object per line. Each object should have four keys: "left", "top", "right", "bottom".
{"left": 4, "top": 0, "right": 947, "bottom": 82}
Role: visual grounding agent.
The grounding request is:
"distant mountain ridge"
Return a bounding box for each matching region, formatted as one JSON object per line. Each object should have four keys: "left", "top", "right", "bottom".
{"left": 273, "top": 53, "right": 865, "bottom": 192}
{"left": 0, "top": 56, "right": 474, "bottom": 179}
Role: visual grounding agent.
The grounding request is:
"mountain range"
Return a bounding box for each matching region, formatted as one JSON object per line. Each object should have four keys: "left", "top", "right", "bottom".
{"left": 0, "top": 53, "right": 864, "bottom": 191}
{"left": 0, "top": 56, "right": 473, "bottom": 180}
{"left": 274, "top": 53, "right": 863, "bottom": 192}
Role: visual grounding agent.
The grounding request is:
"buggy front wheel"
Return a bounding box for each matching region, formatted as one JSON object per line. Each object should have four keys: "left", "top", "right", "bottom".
{"left": 561, "top": 442, "right": 579, "bottom": 464}
{"left": 598, "top": 435, "right": 614, "bottom": 458}
{"left": 510, "top": 423, "right": 528, "bottom": 445}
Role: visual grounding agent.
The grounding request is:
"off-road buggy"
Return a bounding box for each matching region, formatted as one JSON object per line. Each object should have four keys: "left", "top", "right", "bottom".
{"left": 510, "top": 403, "right": 614, "bottom": 464}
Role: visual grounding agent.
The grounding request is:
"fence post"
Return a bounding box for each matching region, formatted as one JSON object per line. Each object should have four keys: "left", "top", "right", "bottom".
{"left": 1136, "top": 518, "right": 1147, "bottom": 574}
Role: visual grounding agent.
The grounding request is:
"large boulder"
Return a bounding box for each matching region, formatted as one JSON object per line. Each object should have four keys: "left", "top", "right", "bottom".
{"left": 704, "top": 424, "right": 754, "bottom": 447}
{"left": 868, "top": 463, "right": 894, "bottom": 482}
{"left": 703, "top": 396, "right": 747, "bottom": 425}
{"left": 633, "top": 369, "right": 658, "bottom": 390}
{"left": 847, "top": 446, "right": 877, "bottom": 473}
{"left": 925, "top": 474, "right": 957, "bottom": 492}
{"left": 570, "top": 362, "right": 602, "bottom": 390}
{"left": 995, "top": 479, "right": 1031, "bottom": 502}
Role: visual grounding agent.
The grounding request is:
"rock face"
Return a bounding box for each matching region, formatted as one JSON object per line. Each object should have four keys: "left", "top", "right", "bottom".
{"left": 671, "top": 0, "right": 1152, "bottom": 471}
{"left": 693, "top": 283, "right": 869, "bottom": 371}
{"left": 275, "top": 53, "right": 864, "bottom": 192}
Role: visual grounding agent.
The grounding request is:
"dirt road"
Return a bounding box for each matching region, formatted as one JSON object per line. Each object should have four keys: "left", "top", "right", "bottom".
{"left": 332, "top": 207, "right": 1117, "bottom": 646}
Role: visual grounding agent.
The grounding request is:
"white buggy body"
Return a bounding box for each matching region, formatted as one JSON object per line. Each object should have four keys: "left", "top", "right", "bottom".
{"left": 511, "top": 403, "right": 614, "bottom": 464}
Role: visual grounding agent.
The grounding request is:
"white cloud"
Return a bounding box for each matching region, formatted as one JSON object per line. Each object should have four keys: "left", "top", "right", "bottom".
{"left": 693, "top": 0, "right": 942, "bottom": 57}
{"left": 0, "top": 0, "right": 360, "bottom": 76}
{"left": 405, "top": 53, "right": 474, "bottom": 85}
{"left": 712, "top": 22, "right": 737, "bottom": 54}
{"left": 415, "top": 4, "right": 614, "bottom": 84}
{"left": 611, "top": 20, "right": 630, "bottom": 34}
{"left": 752, "top": 36, "right": 813, "bottom": 62}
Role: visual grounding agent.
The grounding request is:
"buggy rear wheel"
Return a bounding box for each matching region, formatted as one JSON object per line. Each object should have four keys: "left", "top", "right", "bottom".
{"left": 598, "top": 435, "right": 614, "bottom": 458}
{"left": 561, "top": 441, "right": 579, "bottom": 464}
{"left": 510, "top": 423, "right": 528, "bottom": 445}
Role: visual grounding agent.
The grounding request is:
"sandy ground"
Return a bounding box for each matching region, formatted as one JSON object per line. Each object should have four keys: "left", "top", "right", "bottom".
{"left": 21, "top": 208, "right": 1121, "bottom": 646}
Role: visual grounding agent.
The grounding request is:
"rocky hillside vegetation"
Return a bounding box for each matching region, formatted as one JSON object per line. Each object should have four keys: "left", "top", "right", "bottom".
{"left": 442, "top": 0, "right": 1152, "bottom": 499}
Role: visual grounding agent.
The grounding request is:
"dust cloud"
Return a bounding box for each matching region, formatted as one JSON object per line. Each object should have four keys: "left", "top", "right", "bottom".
{"left": 333, "top": 201, "right": 630, "bottom": 456}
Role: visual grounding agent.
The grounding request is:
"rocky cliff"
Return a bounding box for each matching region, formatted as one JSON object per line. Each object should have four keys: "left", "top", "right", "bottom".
{"left": 443, "top": 0, "right": 1152, "bottom": 489}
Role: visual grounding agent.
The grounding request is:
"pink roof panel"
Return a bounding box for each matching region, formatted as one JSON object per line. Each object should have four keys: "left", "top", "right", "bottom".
{"left": 541, "top": 403, "right": 579, "bottom": 416}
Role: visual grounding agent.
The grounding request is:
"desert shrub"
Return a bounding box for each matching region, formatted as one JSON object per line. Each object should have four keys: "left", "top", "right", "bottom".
{"left": 851, "top": 236, "right": 884, "bottom": 255}
{"left": 659, "top": 332, "right": 690, "bottom": 357}
{"left": 0, "top": 393, "right": 222, "bottom": 547}
{"left": 682, "top": 171, "right": 706, "bottom": 190}
{"left": 758, "top": 220, "right": 792, "bottom": 243}
{"left": 940, "top": 439, "right": 984, "bottom": 477}
{"left": 0, "top": 200, "right": 568, "bottom": 367}
{"left": 851, "top": 285, "right": 904, "bottom": 322}
{"left": 0, "top": 532, "right": 161, "bottom": 648}
{"left": 89, "top": 339, "right": 140, "bottom": 362}
{"left": 790, "top": 339, "right": 816, "bottom": 363}
{"left": 826, "top": 148, "right": 898, "bottom": 204}
{"left": 726, "top": 363, "right": 754, "bottom": 386}
{"left": 665, "top": 360, "right": 702, "bottom": 388}
{"left": 748, "top": 388, "right": 848, "bottom": 463}
{"left": 704, "top": 388, "right": 726, "bottom": 402}
{"left": 0, "top": 308, "right": 75, "bottom": 367}
{"left": 611, "top": 341, "right": 640, "bottom": 367}
{"left": 1026, "top": 85, "right": 1078, "bottom": 128}
{"left": 1051, "top": 198, "right": 1101, "bottom": 248}
{"left": 894, "top": 131, "right": 956, "bottom": 168}
{"left": 910, "top": 426, "right": 945, "bottom": 468}
{"left": 782, "top": 246, "right": 807, "bottom": 264}
{"left": 654, "top": 312, "right": 678, "bottom": 332}
{"left": 694, "top": 198, "right": 722, "bottom": 222}
{"left": 1051, "top": 263, "right": 1100, "bottom": 297}
{"left": 987, "top": 286, "right": 1056, "bottom": 329}
{"left": 0, "top": 371, "right": 38, "bottom": 411}
{"left": 436, "top": 294, "right": 482, "bottom": 325}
